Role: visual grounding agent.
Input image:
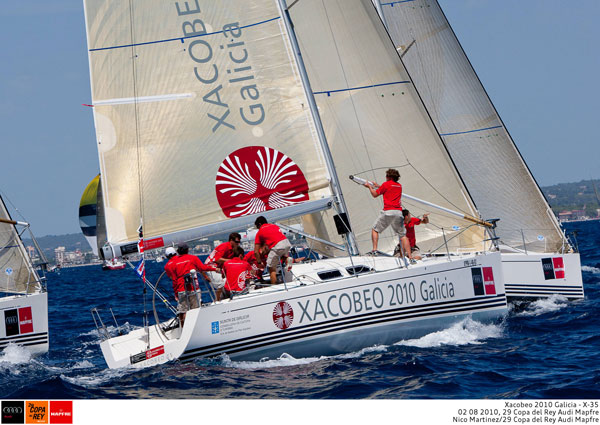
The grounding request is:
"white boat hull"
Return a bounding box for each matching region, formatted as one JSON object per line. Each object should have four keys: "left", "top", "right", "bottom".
{"left": 0, "top": 291, "right": 49, "bottom": 355}
{"left": 502, "top": 252, "right": 583, "bottom": 299}
{"left": 100, "top": 252, "right": 507, "bottom": 369}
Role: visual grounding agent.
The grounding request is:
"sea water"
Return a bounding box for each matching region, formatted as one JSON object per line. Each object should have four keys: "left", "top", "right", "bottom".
{"left": 1, "top": 221, "right": 599, "bottom": 399}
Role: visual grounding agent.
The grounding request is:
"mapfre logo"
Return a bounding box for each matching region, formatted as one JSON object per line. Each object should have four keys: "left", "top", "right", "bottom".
{"left": 215, "top": 146, "right": 309, "bottom": 218}
{"left": 1, "top": 400, "right": 25, "bottom": 424}
{"left": 49, "top": 401, "right": 72, "bottom": 424}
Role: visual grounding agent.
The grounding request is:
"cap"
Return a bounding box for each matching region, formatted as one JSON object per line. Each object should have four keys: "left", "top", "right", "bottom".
{"left": 165, "top": 247, "right": 177, "bottom": 257}
{"left": 177, "top": 242, "right": 189, "bottom": 250}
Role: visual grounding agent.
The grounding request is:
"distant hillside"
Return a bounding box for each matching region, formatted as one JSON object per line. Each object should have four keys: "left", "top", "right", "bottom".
{"left": 541, "top": 179, "right": 600, "bottom": 215}
{"left": 22, "top": 232, "right": 89, "bottom": 260}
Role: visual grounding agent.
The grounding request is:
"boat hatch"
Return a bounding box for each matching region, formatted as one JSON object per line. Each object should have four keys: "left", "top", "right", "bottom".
{"left": 317, "top": 270, "right": 343, "bottom": 280}
{"left": 346, "top": 265, "right": 372, "bottom": 275}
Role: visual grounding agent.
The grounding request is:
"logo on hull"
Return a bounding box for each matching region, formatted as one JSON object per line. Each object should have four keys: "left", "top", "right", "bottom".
{"left": 471, "top": 267, "right": 496, "bottom": 296}
{"left": 273, "top": 301, "right": 294, "bottom": 330}
{"left": 542, "top": 257, "right": 565, "bottom": 280}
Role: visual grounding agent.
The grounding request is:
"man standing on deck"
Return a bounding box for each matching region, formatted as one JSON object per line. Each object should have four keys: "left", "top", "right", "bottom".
{"left": 364, "top": 168, "right": 411, "bottom": 258}
{"left": 394, "top": 210, "right": 429, "bottom": 261}
{"left": 254, "top": 216, "right": 292, "bottom": 284}
{"left": 204, "top": 232, "right": 242, "bottom": 301}
{"left": 165, "top": 243, "right": 217, "bottom": 326}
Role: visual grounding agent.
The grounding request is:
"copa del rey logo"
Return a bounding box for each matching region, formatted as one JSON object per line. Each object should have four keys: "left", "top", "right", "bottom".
{"left": 273, "top": 301, "right": 294, "bottom": 330}
{"left": 216, "top": 146, "right": 309, "bottom": 218}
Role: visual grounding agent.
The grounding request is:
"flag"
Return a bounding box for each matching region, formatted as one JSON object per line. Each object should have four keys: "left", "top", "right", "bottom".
{"left": 136, "top": 235, "right": 145, "bottom": 281}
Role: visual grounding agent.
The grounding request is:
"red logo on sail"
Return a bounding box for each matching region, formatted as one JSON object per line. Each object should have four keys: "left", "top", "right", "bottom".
{"left": 216, "top": 146, "right": 309, "bottom": 218}
{"left": 273, "top": 301, "right": 294, "bottom": 330}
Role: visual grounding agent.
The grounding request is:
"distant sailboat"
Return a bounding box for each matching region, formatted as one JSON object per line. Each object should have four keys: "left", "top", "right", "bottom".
{"left": 0, "top": 194, "right": 49, "bottom": 355}
{"left": 83, "top": 0, "right": 507, "bottom": 369}
{"left": 79, "top": 174, "right": 125, "bottom": 270}
{"left": 375, "top": 0, "right": 583, "bottom": 299}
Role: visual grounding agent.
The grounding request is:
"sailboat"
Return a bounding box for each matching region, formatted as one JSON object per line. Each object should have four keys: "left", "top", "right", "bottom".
{"left": 83, "top": 0, "right": 507, "bottom": 369}
{"left": 374, "top": 0, "right": 584, "bottom": 300}
{"left": 79, "top": 174, "right": 126, "bottom": 270}
{"left": 0, "top": 194, "right": 49, "bottom": 355}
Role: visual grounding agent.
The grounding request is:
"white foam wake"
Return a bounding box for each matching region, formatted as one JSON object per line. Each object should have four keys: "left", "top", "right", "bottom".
{"left": 0, "top": 344, "right": 33, "bottom": 368}
{"left": 394, "top": 317, "right": 504, "bottom": 348}
{"left": 220, "top": 344, "right": 389, "bottom": 370}
{"left": 581, "top": 265, "right": 600, "bottom": 274}
{"left": 514, "top": 294, "right": 568, "bottom": 317}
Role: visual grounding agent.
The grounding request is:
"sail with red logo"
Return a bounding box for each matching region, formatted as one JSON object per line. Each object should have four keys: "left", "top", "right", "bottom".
{"left": 84, "top": 0, "right": 335, "bottom": 259}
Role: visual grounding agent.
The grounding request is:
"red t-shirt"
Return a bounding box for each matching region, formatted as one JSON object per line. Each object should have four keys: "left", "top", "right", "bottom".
{"left": 223, "top": 258, "right": 252, "bottom": 292}
{"left": 405, "top": 217, "right": 422, "bottom": 247}
{"left": 205, "top": 241, "right": 234, "bottom": 265}
{"left": 244, "top": 250, "right": 266, "bottom": 278}
{"left": 255, "top": 223, "right": 286, "bottom": 249}
{"left": 376, "top": 180, "right": 402, "bottom": 211}
{"left": 167, "top": 254, "right": 216, "bottom": 295}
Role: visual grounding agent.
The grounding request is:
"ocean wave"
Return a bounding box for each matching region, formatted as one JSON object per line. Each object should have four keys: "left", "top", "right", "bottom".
{"left": 581, "top": 265, "right": 600, "bottom": 274}
{"left": 513, "top": 295, "right": 568, "bottom": 317}
{"left": 60, "top": 366, "right": 134, "bottom": 387}
{"left": 394, "top": 317, "right": 504, "bottom": 348}
{"left": 219, "top": 352, "right": 326, "bottom": 369}
{"left": 0, "top": 344, "right": 33, "bottom": 368}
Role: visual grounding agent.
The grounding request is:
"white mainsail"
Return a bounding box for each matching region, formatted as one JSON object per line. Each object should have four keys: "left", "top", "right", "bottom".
{"left": 289, "top": 0, "right": 488, "bottom": 255}
{"left": 84, "top": 0, "right": 337, "bottom": 255}
{"left": 377, "top": 0, "right": 566, "bottom": 253}
{"left": 0, "top": 196, "right": 42, "bottom": 294}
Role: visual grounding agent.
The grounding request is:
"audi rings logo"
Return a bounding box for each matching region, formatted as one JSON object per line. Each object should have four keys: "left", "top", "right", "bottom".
{"left": 2, "top": 400, "right": 25, "bottom": 423}
{"left": 5, "top": 316, "right": 17, "bottom": 326}
{"left": 215, "top": 146, "right": 309, "bottom": 218}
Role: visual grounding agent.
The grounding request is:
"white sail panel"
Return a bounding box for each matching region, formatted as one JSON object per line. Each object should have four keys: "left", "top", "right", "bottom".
{"left": 84, "top": 0, "right": 332, "bottom": 246}
{"left": 290, "top": 0, "right": 487, "bottom": 255}
{"left": 380, "top": 0, "right": 566, "bottom": 253}
{"left": 0, "top": 197, "right": 41, "bottom": 294}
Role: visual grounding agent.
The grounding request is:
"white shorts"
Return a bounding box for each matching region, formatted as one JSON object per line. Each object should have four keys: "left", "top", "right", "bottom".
{"left": 266, "top": 239, "right": 292, "bottom": 269}
{"left": 207, "top": 271, "right": 225, "bottom": 289}
{"left": 373, "top": 210, "right": 405, "bottom": 237}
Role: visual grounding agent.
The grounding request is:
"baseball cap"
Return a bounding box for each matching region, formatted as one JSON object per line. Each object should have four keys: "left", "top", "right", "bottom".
{"left": 165, "top": 247, "right": 177, "bottom": 257}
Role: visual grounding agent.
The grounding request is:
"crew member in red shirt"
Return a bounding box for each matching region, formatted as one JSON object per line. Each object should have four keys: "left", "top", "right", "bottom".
{"left": 165, "top": 243, "right": 217, "bottom": 326}
{"left": 364, "top": 168, "right": 411, "bottom": 257}
{"left": 204, "top": 232, "right": 241, "bottom": 301}
{"left": 254, "top": 216, "right": 291, "bottom": 285}
{"left": 222, "top": 247, "right": 253, "bottom": 298}
{"left": 394, "top": 209, "right": 429, "bottom": 260}
{"left": 244, "top": 245, "right": 267, "bottom": 281}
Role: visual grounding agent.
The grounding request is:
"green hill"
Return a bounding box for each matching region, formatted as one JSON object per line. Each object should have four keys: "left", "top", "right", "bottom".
{"left": 541, "top": 179, "right": 600, "bottom": 215}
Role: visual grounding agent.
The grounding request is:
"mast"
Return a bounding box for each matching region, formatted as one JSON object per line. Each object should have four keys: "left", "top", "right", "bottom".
{"left": 277, "top": 0, "right": 359, "bottom": 255}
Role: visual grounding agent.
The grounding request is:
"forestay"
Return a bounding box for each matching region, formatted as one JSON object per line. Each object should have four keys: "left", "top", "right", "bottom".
{"left": 289, "top": 0, "right": 487, "bottom": 255}
{"left": 84, "top": 0, "right": 334, "bottom": 253}
{"left": 378, "top": 0, "right": 566, "bottom": 253}
{"left": 0, "top": 196, "right": 41, "bottom": 294}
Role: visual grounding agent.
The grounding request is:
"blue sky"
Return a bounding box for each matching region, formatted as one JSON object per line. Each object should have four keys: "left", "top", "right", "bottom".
{"left": 1, "top": 0, "right": 598, "bottom": 236}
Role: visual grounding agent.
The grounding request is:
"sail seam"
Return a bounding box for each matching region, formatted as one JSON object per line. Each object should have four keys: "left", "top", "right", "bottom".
{"left": 440, "top": 125, "right": 503, "bottom": 137}
{"left": 313, "top": 80, "right": 410, "bottom": 96}
{"left": 89, "top": 17, "right": 281, "bottom": 52}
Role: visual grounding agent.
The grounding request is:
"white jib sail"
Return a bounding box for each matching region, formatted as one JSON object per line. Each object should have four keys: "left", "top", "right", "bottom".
{"left": 84, "top": 0, "right": 335, "bottom": 250}
{"left": 288, "top": 0, "right": 488, "bottom": 255}
{"left": 0, "top": 196, "right": 42, "bottom": 294}
{"left": 378, "top": 0, "right": 567, "bottom": 253}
